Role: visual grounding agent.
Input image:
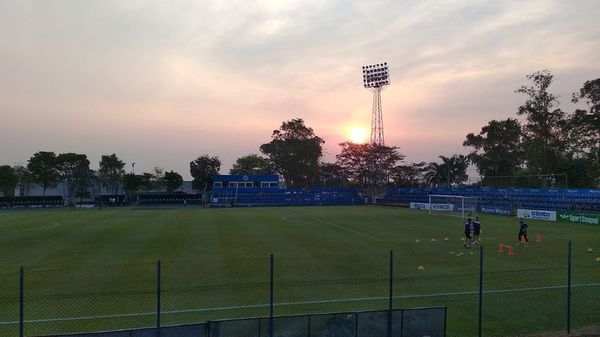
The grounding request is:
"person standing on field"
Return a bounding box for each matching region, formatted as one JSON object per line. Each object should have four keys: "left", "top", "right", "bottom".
{"left": 472, "top": 216, "right": 481, "bottom": 245}
{"left": 464, "top": 218, "right": 473, "bottom": 248}
{"left": 518, "top": 217, "right": 529, "bottom": 246}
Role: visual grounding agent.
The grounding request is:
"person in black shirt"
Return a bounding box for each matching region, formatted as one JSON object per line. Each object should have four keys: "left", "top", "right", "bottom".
{"left": 472, "top": 216, "right": 481, "bottom": 245}
{"left": 518, "top": 218, "right": 528, "bottom": 246}
{"left": 464, "top": 218, "right": 473, "bottom": 248}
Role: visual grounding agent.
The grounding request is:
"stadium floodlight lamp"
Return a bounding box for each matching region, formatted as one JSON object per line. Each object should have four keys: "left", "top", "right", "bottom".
{"left": 362, "top": 62, "right": 390, "bottom": 88}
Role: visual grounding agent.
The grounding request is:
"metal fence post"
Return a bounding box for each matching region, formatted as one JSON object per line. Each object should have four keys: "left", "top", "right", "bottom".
{"left": 19, "top": 266, "right": 24, "bottom": 337}
{"left": 388, "top": 250, "right": 393, "bottom": 337}
{"left": 157, "top": 259, "right": 161, "bottom": 330}
{"left": 478, "top": 245, "right": 483, "bottom": 337}
{"left": 567, "top": 240, "right": 572, "bottom": 334}
{"left": 269, "top": 254, "right": 274, "bottom": 337}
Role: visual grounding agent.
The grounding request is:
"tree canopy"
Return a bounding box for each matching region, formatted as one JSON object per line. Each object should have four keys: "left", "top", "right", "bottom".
{"left": 260, "top": 118, "right": 324, "bottom": 188}
{"left": 163, "top": 170, "right": 183, "bottom": 192}
{"left": 515, "top": 70, "right": 568, "bottom": 175}
{"left": 464, "top": 118, "right": 522, "bottom": 178}
{"left": 98, "top": 154, "right": 125, "bottom": 194}
{"left": 0, "top": 165, "right": 18, "bottom": 197}
{"left": 336, "top": 142, "right": 404, "bottom": 191}
{"left": 56, "top": 153, "right": 91, "bottom": 203}
{"left": 230, "top": 154, "right": 273, "bottom": 175}
{"left": 190, "top": 155, "right": 221, "bottom": 190}
{"left": 27, "top": 151, "right": 59, "bottom": 196}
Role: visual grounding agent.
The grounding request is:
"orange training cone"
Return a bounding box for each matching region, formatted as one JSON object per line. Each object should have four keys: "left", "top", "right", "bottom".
{"left": 535, "top": 234, "right": 542, "bottom": 243}
{"left": 497, "top": 243, "right": 505, "bottom": 253}
{"left": 507, "top": 245, "right": 515, "bottom": 256}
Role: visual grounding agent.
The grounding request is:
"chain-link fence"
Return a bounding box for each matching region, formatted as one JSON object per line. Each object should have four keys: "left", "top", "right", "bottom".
{"left": 1, "top": 244, "right": 598, "bottom": 337}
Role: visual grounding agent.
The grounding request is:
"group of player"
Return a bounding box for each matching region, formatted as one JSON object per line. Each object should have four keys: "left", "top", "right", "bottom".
{"left": 463, "top": 216, "right": 481, "bottom": 248}
{"left": 462, "top": 215, "right": 529, "bottom": 248}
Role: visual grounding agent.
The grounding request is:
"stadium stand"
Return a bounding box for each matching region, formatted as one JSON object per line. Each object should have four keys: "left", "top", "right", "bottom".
{"left": 210, "top": 174, "right": 363, "bottom": 207}
{"left": 0, "top": 196, "right": 64, "bottom": 208}
{"left": 211, "top": 187, "right": 364, "bottom": 207}
{"left": 95, "top": 195, "right": 126, "bottom": 207}
{"left": 137, "top": 193, "right": 205, "bottom": 206}
{"left": 381, "top": 187, "right": 600, "bottom": 213}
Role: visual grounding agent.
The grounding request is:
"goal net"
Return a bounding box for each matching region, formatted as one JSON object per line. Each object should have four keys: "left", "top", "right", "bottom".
{"left": 428, "top": 194, "right": 480, "bottom": 218}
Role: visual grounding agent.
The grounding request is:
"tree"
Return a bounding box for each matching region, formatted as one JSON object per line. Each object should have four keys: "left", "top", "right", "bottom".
{"left": 56, "top": 153, "right": 91, "bottom": 205}
{"left": 190, "top": 155, "right": 221, "bottom": 190}
{"left": 151, "top": 167, "right": 165, "bottom": 191}
{"left": 463, "top": 118, "right": 523, "bottom": 180}
{"left": 140, "top": 173, "right": 154, "bottom": 191}
{"left": 0, "top": 165, "right": 18, "bottom": 196}
{"left": 318, "top": 162, "right": 348, "bottom": 187}
{"left": 27, "top": 151, "right": 59, "bottom": 196}
{"left": 436, "top": 155, "right": 469, "bottom": 186}
{"left": 123, "top": 173, "right": 143, "bottom": 195}
{"left": 260, "top": 118, "right": 324, "bottom": 188}
{"left": 516, "top": 70, "right": 569, "bottom": 176}
{"left": 570, "top": 78, "right": 600, "bottom": 186}
{"left": 98, "top": 154, "right": 125, "bottom": 194}
{"left": 230, "top": 154, "right": 273, "bottom": 175}
{"left": 14, "top": 166, "right": 33, "bottom": 197}
{"left": 391, "top": 162, "right": 434, "bottom": 188}
{"left": 336, "top": 142, "right": 404, "bottom": 191}
{"left": 163, "top": 170, "right": 183, "bottom": 192}
{"left": 421, "top": 162, "right": 442, "bottom": 188}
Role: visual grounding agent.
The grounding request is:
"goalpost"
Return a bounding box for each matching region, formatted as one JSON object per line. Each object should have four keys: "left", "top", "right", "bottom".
{"left": 428, "top": 194, "right": 481, "bottom": 218}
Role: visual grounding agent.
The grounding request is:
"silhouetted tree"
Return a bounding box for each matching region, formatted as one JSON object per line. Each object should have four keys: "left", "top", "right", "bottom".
{"left": 0, "top": 165, "right": 18, "bottom": 196}
{"left": 464, "top": 118, "right": 523, "bottom": 181}
{"left": 190, "top": 155, "right": 221, "bottom": 190}
{"left": 163, "top": 170, "right": 183, "bottom": 192}
{"left": 516, "top": 70, "right": 569, "bottom": 176}
{"left": 260, "top": 118, "right": 324, "bottom": 188}
{"left": 336, "top": 142, "right": 404, "bottom": 192}
{"left": 98, "top": 154, "right": 125, "bottom": 194}
{"left": 56, "top": 153, "right": 91, "bottom": 204}
{"left": 230, "top": 154, "right": 273, "bottom": 175}
{"left": 27, "top": 151, "right": 59, "bottom": 196}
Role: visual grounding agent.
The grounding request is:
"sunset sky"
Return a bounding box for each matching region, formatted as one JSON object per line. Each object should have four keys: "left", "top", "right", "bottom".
{"left": 1, "top": 1, "right": 599, "bottom": 179}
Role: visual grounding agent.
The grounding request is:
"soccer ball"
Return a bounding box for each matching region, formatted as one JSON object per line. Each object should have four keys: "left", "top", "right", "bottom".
{"left": 588, "top": 248, "right": 593, "bottom": 253}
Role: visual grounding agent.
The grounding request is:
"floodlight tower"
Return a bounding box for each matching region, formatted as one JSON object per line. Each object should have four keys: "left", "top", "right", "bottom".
{"left": 362, "top": 62, "right": 390, "bottom": 145}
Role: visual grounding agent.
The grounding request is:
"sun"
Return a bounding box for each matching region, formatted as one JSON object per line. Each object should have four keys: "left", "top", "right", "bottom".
{"left": 348, "top": 127, "right": 367, "bottom": 144}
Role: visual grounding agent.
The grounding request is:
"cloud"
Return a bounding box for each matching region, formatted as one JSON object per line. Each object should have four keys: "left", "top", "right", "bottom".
{"left": 1, "top": 0, "right": 599, "bottom": 177}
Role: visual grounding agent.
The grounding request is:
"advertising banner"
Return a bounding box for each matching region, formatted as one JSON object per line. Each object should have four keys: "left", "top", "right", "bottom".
{"left": 410, "top": 203, "right": 454, "bottom": 211}
{"left": 557, "top": 211, "right": 599, "bottom": 225}
{"left": 431, "top": 203, "right": 454, "bottom": 211}
{"left": 410, "top": 202, "right": 430, "bottom": 210}
{"left": 517, "top": 209, "right": 557, "bottom": 221}
{"left": 481, "top": 207, "right": 511, "bottom": 216}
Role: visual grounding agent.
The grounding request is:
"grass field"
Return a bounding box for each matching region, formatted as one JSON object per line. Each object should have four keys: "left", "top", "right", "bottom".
{"left": 0, "top": 205, "right": 599, "bottom": 337}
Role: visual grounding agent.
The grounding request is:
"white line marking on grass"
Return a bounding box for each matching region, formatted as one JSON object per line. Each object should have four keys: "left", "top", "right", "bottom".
{"left": 312, "top": 217, "right": 384, "bottom": 242}
{"left": 280, "top": 215, "right": 296, "bottom": 224}
{"left": 0, "top": 222, "right": 59, "bottom": 232}
{"left": 3, "top": 282, "right": 598, "bottom": 326}
{"left": 281, "top": 215, "right": 383, "bottom": 241}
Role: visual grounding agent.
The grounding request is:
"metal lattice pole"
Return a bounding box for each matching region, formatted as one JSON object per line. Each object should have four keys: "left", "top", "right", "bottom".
{"left": 370, "top": 87, "right": 385, "bottom": 145}
{"left": 362, "top": 62, "right": 389, "bottom": 146}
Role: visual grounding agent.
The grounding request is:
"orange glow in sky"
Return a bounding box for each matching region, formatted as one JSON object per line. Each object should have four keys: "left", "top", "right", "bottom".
{"left": 0, "top": 1, "right": 599, "bottom": 178}
{"left": 348, "top": 127, "right": 368, "bottom": 144}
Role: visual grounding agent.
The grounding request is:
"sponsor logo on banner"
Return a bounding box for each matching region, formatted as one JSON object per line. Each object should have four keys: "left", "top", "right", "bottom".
{"left": 431, "top": 203, "right": 454, "bottom": 211}
{"left": 410, "top": 202, "right": 430, "bottom": 210}
{"left": 517, "top": 209, "right": 557, "bottom": 221}
{"left": 481, "top": 207, "right": 511, "bottom": 216}
{"left": 558, "top": 212, "right": 599, "bottom": 225}
{"left": 409, "top": 203, "right": 454, "bottom": 211}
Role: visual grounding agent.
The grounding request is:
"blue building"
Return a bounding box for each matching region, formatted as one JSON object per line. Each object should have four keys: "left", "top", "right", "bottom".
{"left": 212, "top": 174, "right": 281, "bottom": 189}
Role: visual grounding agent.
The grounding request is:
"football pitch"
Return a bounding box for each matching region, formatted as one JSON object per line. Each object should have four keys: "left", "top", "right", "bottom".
{"left": 0, "top": 205, "right": 599, "bottom": 337}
